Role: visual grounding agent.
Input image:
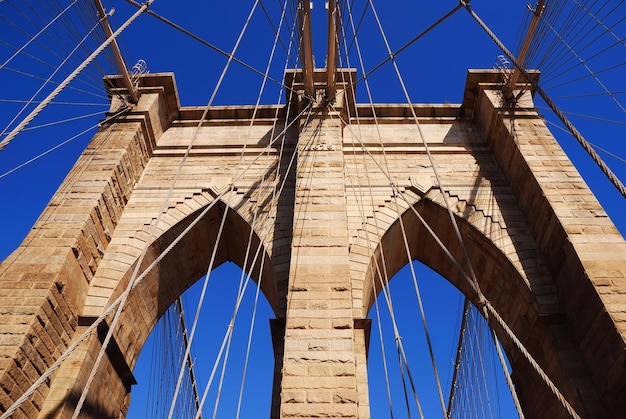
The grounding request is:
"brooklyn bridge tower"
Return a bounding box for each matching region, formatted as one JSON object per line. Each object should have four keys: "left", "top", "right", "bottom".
{"left": 0, "top": 1, "right": 625, "bottom": 418}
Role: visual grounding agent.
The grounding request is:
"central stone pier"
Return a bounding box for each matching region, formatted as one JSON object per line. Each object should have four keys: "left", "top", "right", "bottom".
{"left": 276, "top": 69, "right": 369, "bottom": 418}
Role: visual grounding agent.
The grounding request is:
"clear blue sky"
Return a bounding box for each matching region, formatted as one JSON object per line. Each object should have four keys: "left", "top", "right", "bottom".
{"left": 0, "top": 0, "right": 624, "bottom": 417}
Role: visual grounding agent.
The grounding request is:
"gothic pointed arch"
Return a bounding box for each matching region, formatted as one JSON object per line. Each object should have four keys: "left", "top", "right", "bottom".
{"left": 359, "top": 195, "right": 599, "bottom": 418}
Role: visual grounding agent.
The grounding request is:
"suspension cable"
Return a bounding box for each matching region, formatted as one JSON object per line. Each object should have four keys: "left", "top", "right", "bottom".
{"left": 460, "top": 0, "right": 626, "bottom": 199}
{"left": 0, "top": 15, "right": 106, "bottom": 140}
{"left": 0, "top": 0, "right": 80, "bottom": 70}
{"left": 0, "top": 106, "right": 129, "bottom": 180}
{"left": 0, "top": 1, "right": 150, "bottom": 152}
{"left": 120, "top": 0, "right": 295, "bottom": 98}
{"left": 0, "top": 80, "right": 312, "bottom": 419}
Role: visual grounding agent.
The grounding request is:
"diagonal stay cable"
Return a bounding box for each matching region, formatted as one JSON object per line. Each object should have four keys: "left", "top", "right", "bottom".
{"left": 338, "top": 7, "right": 434, "bottom": 416}
{"left": 0, "top": 15, "right": 106, "bottom": 139}
{"left": 0, "top": 106, "right": 129, "bottom": 180}
{"left": 537, "top": 106, "right": 626, "bottom": 126}
{"left": 354, "top": 4, "right": 462, "bottom": 87}
{"left": 0, "top": 100, "right": 311, "bottom": 419}
{"left": 1, "top": 65, "right": 109, "bottom": 100}
{"left": 538, "top": 9, "right": 626, "bottom": 114}
{"left": 0, "top": 0, "right": 81, "bottom": 70}
{"left": 0, "top": 1, "right": 150, "bottom": 153}
{"left": 120, "top": 0, "right": 306, "bottom": 101}
{"left": 460, "top": 1, "right": 626, "bottom": 198}
{"left": 366, "top": 0, "right": 486, "bottom": 414}
{"left": 544, "top": 119, "right": 626, "bottom": 164}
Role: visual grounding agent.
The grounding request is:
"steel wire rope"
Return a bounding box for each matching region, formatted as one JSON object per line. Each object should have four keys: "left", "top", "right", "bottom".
{"left": 120, "top": 0, "right": 313, "bottom": 103}
{"left": 489, "top": 327, "right": 516, "bottom": 418}
{"left": 0, "top": 2, "right": 148, "bottom": 152}
{"left": 1, "top": 64, "right": 110, "bottom": 100}
{"left": 337, "top": 11, "right": 414, "bottom": 417}
{"left": 0, "top": 1, "right": 73, "bottom": 68}
{"left": 534, "top": 0, "right": 619, "bottom": 86}
{"left": 333, "top": 99, "right": 487, "bottom": 365}
{"left": 514, "top": 2, "right": 534, "bottom": 60}
{"left": 572, "top": 0, "right": 625, "bottom": 48}
{"left": 462, "top": 0, "right": 626, "bottom": 198}
{"left": 342, "top": 4, "right": 532, "bottom": 418}
{"left": 41, "top": 0, "right": 103, "bottom": 78}
{"left": 447, "top": 298, "right": 470, "bottom": 417}
{"left": 492, "top": 339, "right": 505, "bottom": 418}
{"left": 445, "top": 295, "right": 467, "bottom": 411}
{"left": 545, "top": 119, "right": 626, "bottom": 163}
{"left": 337, "top": 8, "right": 423, "bottom": 417}
{"left": 351, "top": 4, "right": 463, "bottom": 91}
{"left": 543, "top": 35, "right": 626, "bottom": 86}
{"left": 396, "top": 339, "right": 415, "bottom": 418}
{"left": 232, "top": 20, "right": 302, "bottom": 416}
{"left": 531, "top": 0, "right": 571, "bottom": 71}
{"left": 0, "top": 0, "right": 80, "bottom": 70}
{"left": 179, "top": 90, "right": 310, "bottom": 418}
{"left": 0, "top": 98, "right": 106, "bottom": 106}
{"left": 549, "top": 0, "right": 619, "bottom": 69}
{"left": 519, "top": 0, "right": 547, "bottom": 66}
{"left": 4, "top": 15, "right": 300, "bottom": 419}
{"left": 364, "top": 0, "right": 494, "bottom": 414}
{"left": 344, "top": 4, "right": 490, "bottom": 416}
{"left": 458, "top": 315, "right": 478, "bottom": 418}
{"left": 0, "top": 106, "right": 129, "bottom": 180}
{"left": 12, "top": 0, "right": 110, "bottom": 88}
{"left": 232, "top": 5, "right": 298, "bottom": 417}
{"left": 538, "top": 8, "right": 626, "bottom": 113}
{"left": 473, "top": 319, "right": 495, "bottom": 418}
{"left": 538, "top": 2, "right": 626, "bottom": 85}
{"left": 542, "top": 60, "right": 626, "bottom": 91}
{"left": 63, "top": 0, "right": 122, "bottom": 93}
{"left": 89, "top": 2, "right": 300, "bottom": 404}
{"left": 257, "top": 0, "right": 298, "bottom": 68}
{"left": 31, "top": 28, "right": 147, "bottom": 419}
{"left": 0, "top": 94, "right": 122, "bottom": 279}
{"left": 167, "top": 206, "right": 230, "bottom": 417}
{"left": 327, "top": 112, "right": 425, "bottom": 418}
{"left": 210, "top": 217, "right": 246, "bottom": 419}
{"left": 454, "top": 6, "right": 599, "bottom": 417}
{"left": 211, "top": 217, "right": 267, "bottom": 418}
{"left": 458, "top": 308, "right": 482, "bottom": 418}
{"left": 163, "top": 0, "right": 272, "bottom": 413}
{"left": 0, "top": 15, "right": 106, "bottom": 140}
{"left": 538, "top": 105, "right": 626, "bottom": 125}
{"left": 234, "top": 255, "right": 267, "bottom": 419}
{"left": 344, "top": 0, "right": 370, "bottom": 55}
{"left": 198, "top": 193, "right": 301, "bottom": 415}
{"left": 550, "top": 89, "right": 626, "bottom": 99}
{"left": 541, "top": 0, "right": 598, "bottom": 71}
{"left": 373, "top": 295, "right": 398, "bottom": 418}
{"left": 210, "top": 118, "right": 290, "bottom": 416}
{"left": 9, "top": 110, "right": 107, "bottom": 133}
{"left": 146, "top": 307, "right": 161, "bottom": 415}
{"left": 51, "top": 0, "right": 116, "bottom": 82}
{"left": 172, "top": 296, "right": 203, "bottom": 416}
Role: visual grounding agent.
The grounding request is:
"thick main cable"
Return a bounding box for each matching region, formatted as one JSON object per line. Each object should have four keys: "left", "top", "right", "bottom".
{"left": 461, "top": 1, "right": 626, "bottom": 198}
{"left": 0, "top": 2, "right": 150, "bottom": 152}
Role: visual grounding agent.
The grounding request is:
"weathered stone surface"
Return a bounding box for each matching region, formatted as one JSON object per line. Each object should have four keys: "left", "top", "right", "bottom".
{"left": 0, "top": 71, "right": 624, "bottom": 418}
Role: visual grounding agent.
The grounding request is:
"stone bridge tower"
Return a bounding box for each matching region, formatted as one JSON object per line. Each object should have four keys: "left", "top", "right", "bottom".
{"left": 0, "top": 69, "right": 625, "bottom": 418}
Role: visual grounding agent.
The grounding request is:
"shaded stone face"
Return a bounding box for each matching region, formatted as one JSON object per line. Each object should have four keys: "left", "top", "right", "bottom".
{"left": 0, "top": 71, "right": 624, "bottom": 418}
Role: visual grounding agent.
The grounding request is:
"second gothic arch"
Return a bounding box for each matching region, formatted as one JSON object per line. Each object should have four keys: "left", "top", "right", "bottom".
{"left": 356, "top": 195, "right": 594, "bottom": 417}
